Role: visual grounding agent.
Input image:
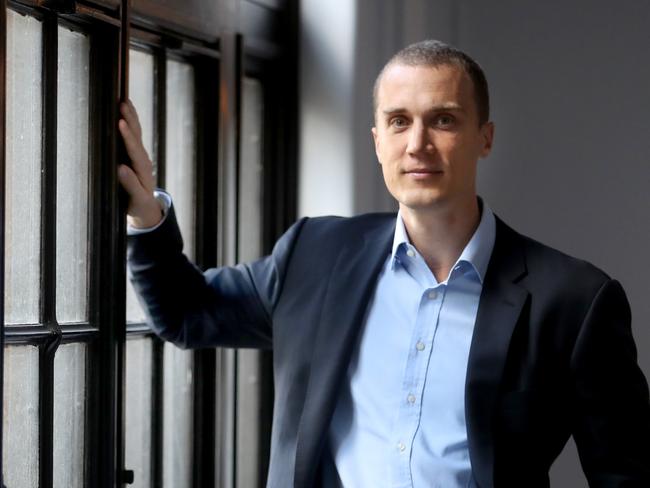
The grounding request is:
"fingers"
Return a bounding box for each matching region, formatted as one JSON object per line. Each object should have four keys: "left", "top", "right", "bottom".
{"left": 118, "top": 164, "right": 163, "bottom": 228}
{"left": 118, "top": 118, "right": 154, "bottom": 193}
{"left": 120, "top": 100, "right": 143, "bottom": 140}
{"left": 117, "top": 100, "right": 161, "bottom": 228}
{"left": 117, "top": 164, "right": 146, "bottom": 200}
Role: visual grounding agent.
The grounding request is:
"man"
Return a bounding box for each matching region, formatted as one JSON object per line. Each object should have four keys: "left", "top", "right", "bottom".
{"left": 120, "top": 40, "right": 650, "bottom": 487}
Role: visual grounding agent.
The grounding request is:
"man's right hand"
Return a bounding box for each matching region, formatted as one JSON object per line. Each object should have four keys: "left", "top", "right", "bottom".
{"left": 117, "top": 99, "right": 163, "bottom": 229}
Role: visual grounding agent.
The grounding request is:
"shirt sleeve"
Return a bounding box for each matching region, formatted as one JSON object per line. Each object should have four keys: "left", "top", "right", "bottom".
{"left": 126, "top": 189, "right": 172, "bottom": 236}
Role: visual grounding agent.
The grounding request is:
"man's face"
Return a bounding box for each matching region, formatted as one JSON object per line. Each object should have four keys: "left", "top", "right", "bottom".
{"left": 372, "top": 63, "right": 494, "bottom": 213}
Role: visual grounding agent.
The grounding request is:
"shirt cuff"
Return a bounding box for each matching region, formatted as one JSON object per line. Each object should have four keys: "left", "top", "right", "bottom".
{"left": 126, "top": 190, "right": 172, "bottom": 236}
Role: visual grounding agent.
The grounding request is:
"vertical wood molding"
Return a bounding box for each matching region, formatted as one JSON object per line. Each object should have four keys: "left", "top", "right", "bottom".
{"left": 115, "top": 1, "right": 131, "bottom": 485}
{"left": 39, "top": 15, "right": 60, "bottom": 488}
{"left": 192, "top": 53, "right": 219, "bottom": 488}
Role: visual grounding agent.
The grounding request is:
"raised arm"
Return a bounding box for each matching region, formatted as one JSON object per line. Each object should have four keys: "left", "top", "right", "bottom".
{"left": 117, "top": 100, "right": 305, "bottom": 350}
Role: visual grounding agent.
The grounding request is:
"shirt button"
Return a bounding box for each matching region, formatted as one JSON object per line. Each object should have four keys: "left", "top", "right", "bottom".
{"left": 397, "top": 442, "right": 406, "bottom": 452}
{"left": 406, "top": 249, "right": 415, "bottom": 258}
{"left": 428, "top": 290, "right": 437, "bottom": 299}
{"left": 416, "top": 341, "right": 425, "bottom": 351}
{"left": 407, "top": 394, "right": 416, "bottom": 404}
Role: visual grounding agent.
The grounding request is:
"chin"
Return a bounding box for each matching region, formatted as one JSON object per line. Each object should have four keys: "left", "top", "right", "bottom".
{"left": 395, "top": 190, "right": 447, "bottom": 211}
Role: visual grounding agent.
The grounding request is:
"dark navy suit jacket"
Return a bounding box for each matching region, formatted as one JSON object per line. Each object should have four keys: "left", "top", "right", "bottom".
{"left": 128, "top": 208, "right": 650, "bottom": 488}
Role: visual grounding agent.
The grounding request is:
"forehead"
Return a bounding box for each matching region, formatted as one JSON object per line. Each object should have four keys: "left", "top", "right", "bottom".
{"left": 376, "top": 63, "right": 475, "bottom": 112}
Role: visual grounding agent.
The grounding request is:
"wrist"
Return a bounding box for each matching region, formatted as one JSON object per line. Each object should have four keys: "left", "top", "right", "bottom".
{"left": 128, "top": 198, "right": 164, "bottom": 229}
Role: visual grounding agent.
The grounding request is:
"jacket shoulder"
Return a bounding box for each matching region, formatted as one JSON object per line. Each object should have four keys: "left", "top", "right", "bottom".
{"left": 298, "top": 212, "right": 396, "bottom": 241}
{"left": 497, "top": 218, "right": 613, "bottom": 296}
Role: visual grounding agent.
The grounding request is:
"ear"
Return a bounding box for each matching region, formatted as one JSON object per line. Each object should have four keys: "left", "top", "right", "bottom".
{"left": 479, "top": 121, "right": 495, "bottom": 158}
{"left": 371, "top": 126, "right": 381, "bottom": 163}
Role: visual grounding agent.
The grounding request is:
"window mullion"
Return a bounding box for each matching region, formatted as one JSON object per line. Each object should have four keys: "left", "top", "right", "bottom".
{"left": 192, "top": 55, "right": 219, "bottom": 488}
{"left": 113, "top": 0, "right": 133, "bottom": 487}
{"left": 39, "top": 12, "right": 60, "bottom": 488}
{"left": 39, "top": 334, "right": 60, "bottom": 488}
{"left": 151, "top": 336, "right": 164, "bottom": 487}
{"left": 155, "top": 48, "right": 166, "bottom": 186}
{"left": 151, "top": 47, "right": 166, "bottom": 488}
{"left": 114, "top": 0, "right": 131, "bottom": 486}
{"left": 41, "top": 8, "right": 59, "bottom": 332}
{"left": 85, "top": 16, "right": 125, "bottom": 488}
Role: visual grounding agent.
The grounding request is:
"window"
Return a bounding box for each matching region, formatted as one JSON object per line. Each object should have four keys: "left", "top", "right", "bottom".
{"left": 1, "top": 0, "right": 298, "bottom": 487}
{"left": 3, "top": 9, "right": 94, "bottom": 487}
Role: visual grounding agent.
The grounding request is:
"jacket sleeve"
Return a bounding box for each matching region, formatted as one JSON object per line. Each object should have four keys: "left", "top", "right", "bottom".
{"left": 570, "top": 279, "right": 650, "bottom": 486}
{"left": 127, "top": 204, "right": 307, "bottom": 350}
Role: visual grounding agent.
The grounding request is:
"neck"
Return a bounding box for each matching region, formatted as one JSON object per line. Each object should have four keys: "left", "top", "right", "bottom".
{"left": 400, "top": 197, "right": 481, "bottom": 282}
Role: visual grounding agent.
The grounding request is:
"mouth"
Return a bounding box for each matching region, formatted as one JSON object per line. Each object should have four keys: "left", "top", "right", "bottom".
{"left": 403, "top": 168, "right": 444, "bottom": 178}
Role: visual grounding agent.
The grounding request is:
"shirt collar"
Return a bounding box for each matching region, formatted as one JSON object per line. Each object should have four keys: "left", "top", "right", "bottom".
{"left": 390, "top": 199, "right": 496, "bottom": 283}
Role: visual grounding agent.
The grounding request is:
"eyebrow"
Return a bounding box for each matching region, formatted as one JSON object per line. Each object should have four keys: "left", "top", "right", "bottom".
{"left": 381, "top": 103, "right": 465, "bottom": 116}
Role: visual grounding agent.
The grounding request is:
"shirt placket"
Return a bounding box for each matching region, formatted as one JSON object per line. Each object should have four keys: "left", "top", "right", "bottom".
{"left": 391, "top": 254, "right": 445, "bottom": 487}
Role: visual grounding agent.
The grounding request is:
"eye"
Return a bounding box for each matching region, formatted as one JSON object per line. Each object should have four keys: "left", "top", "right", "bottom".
{"left": 389, "top": 116, "right": 409, "bottom": 129}
{"left": 435, "top": 114, "right": 455, "bottom": 128}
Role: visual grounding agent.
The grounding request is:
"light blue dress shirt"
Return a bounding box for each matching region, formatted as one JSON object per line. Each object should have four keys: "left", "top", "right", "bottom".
{"left": 323, "top": 204, "right": 496, "bottom": 488}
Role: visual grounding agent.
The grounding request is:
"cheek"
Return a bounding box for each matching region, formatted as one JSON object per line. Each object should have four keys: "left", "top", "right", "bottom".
{"left": 446, "top": 141, "right": 480, "bottom": 170}
{"left": 379, "top": 160, "right": 400, "bottom": 191}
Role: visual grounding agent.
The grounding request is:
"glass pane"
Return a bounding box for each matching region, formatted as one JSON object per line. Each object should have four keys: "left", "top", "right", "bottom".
{"left": 126, "top": 282, "right": 147, "bottom": 324}
{"left": 4, "top": 10, "right": 43, "bottom": 325}
{"left": 125, "top": 337, "right": 153, "bottom": 488}
{"left": 165, "top": 59, "right": 196, "bottom": 259}
{"left": 56, "top": 26, "right": 90, "bottom": 323}
{"left": 127, "top": 49, "right": 157, "bottom": 324}
{"left": 236, "top": 349, "right": 262, "bottom": 488}
{"left": 163, "top": 343, "right": 193, "bottom": 488}
{"left": 53, "top": 343, "right": 87, "bottom": 488}
{"left": 128, "top": 49, "right": 157, "bottom": 175}
{"left": 238, "top": 77, "right": 265, "bottom": 262}
{"left": 236, "top": 78, "right": 265, "bottom": 488}
{"left": 2, "top": 345, "right": 40, "bottom": 487}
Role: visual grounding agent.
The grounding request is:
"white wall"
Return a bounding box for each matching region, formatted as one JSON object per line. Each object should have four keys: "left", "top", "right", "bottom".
{"left": 298, "top": 0, "right": 357, "bottom": 216}
{"left": 299, "top": 1, "right": 650, "bottom": 485}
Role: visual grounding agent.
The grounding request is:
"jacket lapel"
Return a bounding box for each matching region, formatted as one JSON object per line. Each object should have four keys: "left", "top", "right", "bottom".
{"left": 294, "top": 216, "right": 395, "bottom": 488}
{"left": 465, "top": 218, "right": 530, "bottom": 488}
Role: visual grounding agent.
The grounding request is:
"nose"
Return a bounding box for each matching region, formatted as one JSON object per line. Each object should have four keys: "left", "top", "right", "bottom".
{"left": 406, "top": 120, "right": 432, "bottom": 156}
